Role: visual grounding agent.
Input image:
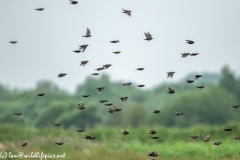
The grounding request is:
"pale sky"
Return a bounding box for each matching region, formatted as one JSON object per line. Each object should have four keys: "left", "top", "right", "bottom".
{"left": 0, "top": 0, "right": 240, "bottom": 93}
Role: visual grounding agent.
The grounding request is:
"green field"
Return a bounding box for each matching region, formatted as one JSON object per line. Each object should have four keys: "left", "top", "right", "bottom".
{"left": 1, "top": 124, "right": 240, "bottom": 160}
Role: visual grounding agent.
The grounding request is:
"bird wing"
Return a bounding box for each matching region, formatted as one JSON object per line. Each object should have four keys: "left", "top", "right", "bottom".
{"left": 167, "top": 86, "right": 172, "bottom": 91}
{"left": 144, "top": 33, "right": 148, "bottom": 38}
{"left": 127, "top": 12, "right": 131, "bottom": 17}
{"left": 82, "top": 46, "right": 86, "bottom": 52}
{"left": 147, "top": 32, "right": 152, "bottom": 38}
{"left": 86, "top": 28, "right": 90, "bottom": 36}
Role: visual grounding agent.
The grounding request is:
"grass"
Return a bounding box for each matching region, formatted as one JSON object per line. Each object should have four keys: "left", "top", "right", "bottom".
{"left": 1, "top": 124, "right": 240, "bottom": 160}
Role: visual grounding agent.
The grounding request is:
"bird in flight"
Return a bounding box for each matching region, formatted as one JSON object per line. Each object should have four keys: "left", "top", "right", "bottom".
{"left": 82, "top": 28, "right": 91, "bottom": 38}
{"left": 35, "top": 8, "right": 44, "bottom": 11}
{"left": 113, "top": 51, "right": 121, "bottom": 54}
{"left": 181, "top": 53, "right": 190, "bottom": 58}
{"left": 96, "top": 87, "right": 105, "bottom": 94}
{"left": 167, "top": 72, "right": 175, "bottom": 78}
{"left": 80, "top": 61, "right": 89, "bottom": 66}
{"left": 20, "top": 140, "right": 28, "bottom": 147}
{"left": 79, "top": 44, "right": 88, "bottom": 52}
{"left": 167, "top": 86, "right": 175, "bottom": 94}
{"left": 58, "top": 73, "right": 67, "bottom": 78}
{"left": 69, "top": 0, "right": 78, "bottom": 4}
{"left": 9, "top": 41, "right": 17, "bottom": 44}
{"left": 110, "top": 40, "right": 120, "bottom": 43}
{"left": 144, "top": 32, "right": 153, "bottom": 41}
{"left": 186, "top": 40, "right": 194, "bottom": 44}
{"left": 122, "top": 9, "right": 131, "bottom": 17}
{"left": 77, "top": 102, "right": 85, "bottom": 110}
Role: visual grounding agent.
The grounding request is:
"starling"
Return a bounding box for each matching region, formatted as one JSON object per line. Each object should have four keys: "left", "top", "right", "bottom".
{"left": 73, "top": 50, "right": 81, "bottom": 53}
{"left": 110, "top": 40, "right": 120, "bottom": 43}
{"left": 95, "top": 67, "right": 104, "bottom": 71}
{"left": 113, "top": 51, "right": 121, "bottom": 54}
{"left": 77, "top": 129, "right": 85, "bottom": 132}
{"left": 107, "top": 107, "right": 115, "bottom": 113}
{"left": 151, "top": 136, "right": 159, "bottom": 139}
{"left": 213, "top": 142, "right": 221, "bottom": 147}
{"left": 122, "top": 9, "right": 131, "bottom": 17}
{"left": 119, "top": 97, "right": 128, "bottom": 102}
{"left": 175, "top": 111, "right": 184, "bottom": 116}
{"left": 190, "top": 136, "right": 198, "bottom": 140}
{"left": 91, "top": 73, "right": 99, "bottom": 76}
{"left": 77, "top": 102, "right": 85, "bottom": 110}
{"left": 144, "top": 32, "right": 153, "bottom": 41}
{"left": 137, "top": 84, "right": 145, "bottom": 87}
{"left": 233, "top": 137, "right": 240, "bottom": 141}
{"left": 9, "top": 41, "right": 17, "bottom": 44}
{"left": 181, "top": 53, "right": 190, "bottom": 58}
{"left": 82, "top": 28, "right": 91, "bottom": 38}
{"left": 54, "top": 124, "right": 61, "bottom": 127}
{"left": 147, "top": 151, "right": 159, "bottom": 157}
{"left": 167, "top": 72, "right": 175, "bottom": 78}
{"left": 80, "top": 61, "right": 89, "bottom": 66}
{"left": 104, "top": 103, "right": 113, "bottom": 106}
{"left": 186, "top": 79, "right": 194, "bottom": 83}
{"left": 113, "top": 105, "right": 122, "bottom": 112}
{"left": 195, "top": 75, "right": 202, "bottom": 80}
{"left": 84, "top": 135, "right": 95, "bottom": 140}
{"left": 37, "top": 93, "right": 45, "bottom": 96}
{"left": 223, "top": 128, "right": 232, "bottom": 131}
{"left": 96, "top": 87, "right": 105, "bottom": 94}
{"left": 203, "top": 135, "right": 210, "bottom": 142}
{"left": 103, "top": 64, "right": 112, "bottom": 69}
{"left": 136, "top": 68, "right": 144, "bottom": 71}
{"left": 20, "top": 140, "right": 27, "bottom": 147}
{"left": 58, "top": 73, "right": 67, "bottom": 78}
{"left": 69, "top": 0, "right": 78, "bottom": 4}
{"left": 35, "top": 8, "right": 44, "bottom": 11}
{"left": 55, "top": 142, "right": 64, "bottom": 145}
{"left": 231, "top": 105, "right": 240, "bottom": 109}
{"left": 186, "top": 40, "right": 194, "bottom": 44}
{"left": 121, "top": 129, "right": 129, "bottom": 135}
{"left": 123, "top": 83, "right": 132, "bottom": 86}
{"left": 189, "top": 53, "right": 199, "bottom": 56}
{"left": 14, "top": 112, "right": 22, "bottom": 116}
{"left": 167, "top": 86, "right": 175, "bottom": 94}
{"left": 99, "top": 100, "right": 108, "bottom": 103}
{"left": 149, "top": 130, "right": 157, "bottom": 134}
{"left": 196, "top": 86, "right": 204, "bottom": 89}
{"left": 79, "top": 44, "right": 88, "bottom": 52}
{"left": 153, "top": 110, "right": 160, "bottom": 113}
{"left": 82, "top": 95, "right": 90, "bottom": 98}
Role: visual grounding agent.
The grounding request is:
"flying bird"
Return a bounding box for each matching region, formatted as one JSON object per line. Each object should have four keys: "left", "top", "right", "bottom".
{"left": 213, "top": 142, "right": 221, "bottom": 147}
{"left": 147, "top": 151, "right": 159, "bottom": 157}
{"left": 96, "top": 87, "right": 105, "bottom": 94}
{"left": 113, "top": 51, "right": 121, "bottom": 54}
{"left": 122, "top": 9, "right": 131, "bottom": 17}
{"left": 95, "top": 67, "right": 105, "bottom": 71}
{"left": 167, "top": 72, "right": 175, "bottom": 78}
{"left": 35, "top": 8, "right": 44, "bottom": 11}
{"left": 119, "top": 97, "right": 128, "bottom": 103}
{"left": 186, "top": 79, "right": 194, "bottom": 83}
{"left": 54, "top": 124, "right": 61, "bottom": 127}
{"left": 151, "top": 136, "right": 159, "bottom": 139}
{"left": 82, "top": 95, "right": 90, "bottom": 98}
{"left": 77, "top": 102, "right": 85, "bottom": 110}
{"left": 195, "top": 75, "right": 202, "bottom": 79}
{"left": 9, "top": 41, "right": 17, "bottom": 44}
{"left": 104, "top": 103, "right": 113, "bottom": 106}
{"left": 153, "top": 110, "right": 161, "bottom": 113}
{"left": 69, "top": 0, "right": 78, "bottom": 4}
{"left": 20, "top": 140, "right": 27, "bottom": 147}
{"left": 107, "top": 107, "right": 115, "bottom": 113}
{"left": 136, "top": 68, "right": 144, "bottom": 71}
{"left": 55, "top": 142, "right": 64, "bottom": 145}
{"left": 84, "top": 135, "right": 95, "bottom": 140}
{"left": 223, "top": 128, "right": 232, "bottom": 131}
{"left": 37, "top": 93, "right": 45, "bottom": 96}
{"left": 196, "top": 86, "right": 204, "bottom": 89}
{"left": 144, "top": 32, "right": 153, "bottom": 41}
{"left": 190, "top": 136, "right": 198, "bottom": 140}
{"left": 79, "top": 44, "right": 88, "bottom": 52}
{"left": 186, "top": 40, "right": 194, "bottom": 44}
{"left": 175, "top": 111, "right": 184, "bottom": 116}
{"left": 80, "top": 61, "right": 89, "bottom": 66}
{"left": 91, "top": 73, "right": 99, "bottom": 76}
{"left": 82, "top": 28, "right": 91, "bottom": 38}
{"left": 123, "top": 83, "right": 132, "bottom": 86}
{"left": 110, "top": 40, "right": 120, "bottom": 43}
{"left": 181, "top": 53, "right": 190, "bottom": 58}
{"left": 167, "top": 86, "right": 175, "bottom": 94}
{"left": 113, "top": 105, "right": 122, "bottom": 112}
{"left": 121, "top": 129, "right": 129, "bottom": 135}
{"left": 14, "top": 113, "right": 22, "bottom": 116}
{"left": 77, "top": 129, "right": 85, "bottom": 133}
{"left": 99, "top": 100, "right": 108, "bottom": 103}
{"left": 149, "top": 130, "right": 157, "bottom": 134}
{"left": 102, "top": 64, "right": 112, "bottom": 69}
{"left": 233, "top": 137, "right": 240, "bottom": 141}
{"left": 231, "top": 105, "right": 240, "bottom": 109}
{"left": 189, "top": 53, "right": 199, "bottom": 56}
{"left": 58, "top": 73, "right": 67, "bottom": 78}
{"left": 203, "top": 135, "right": 210, "bottom": 142}
{"left": 73, "top": 50, "right": 81, "bottom": 53}
{"left": 137, "top": 84, "right": 145, "bottom": 87}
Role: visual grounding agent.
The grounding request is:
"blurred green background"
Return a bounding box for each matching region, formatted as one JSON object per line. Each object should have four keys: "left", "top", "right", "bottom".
{"left": 1, "top": 65, "right": 240, "bottom": 160}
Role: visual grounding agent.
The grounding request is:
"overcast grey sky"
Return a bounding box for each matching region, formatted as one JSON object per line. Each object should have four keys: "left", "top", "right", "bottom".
{"left": 0, "top": 0, "right": 240, "bottom": 93}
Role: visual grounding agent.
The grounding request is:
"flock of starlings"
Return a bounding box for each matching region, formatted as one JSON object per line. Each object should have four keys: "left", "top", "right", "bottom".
{"left": 8, "top": 0, "right": 240, "bottom": 158}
